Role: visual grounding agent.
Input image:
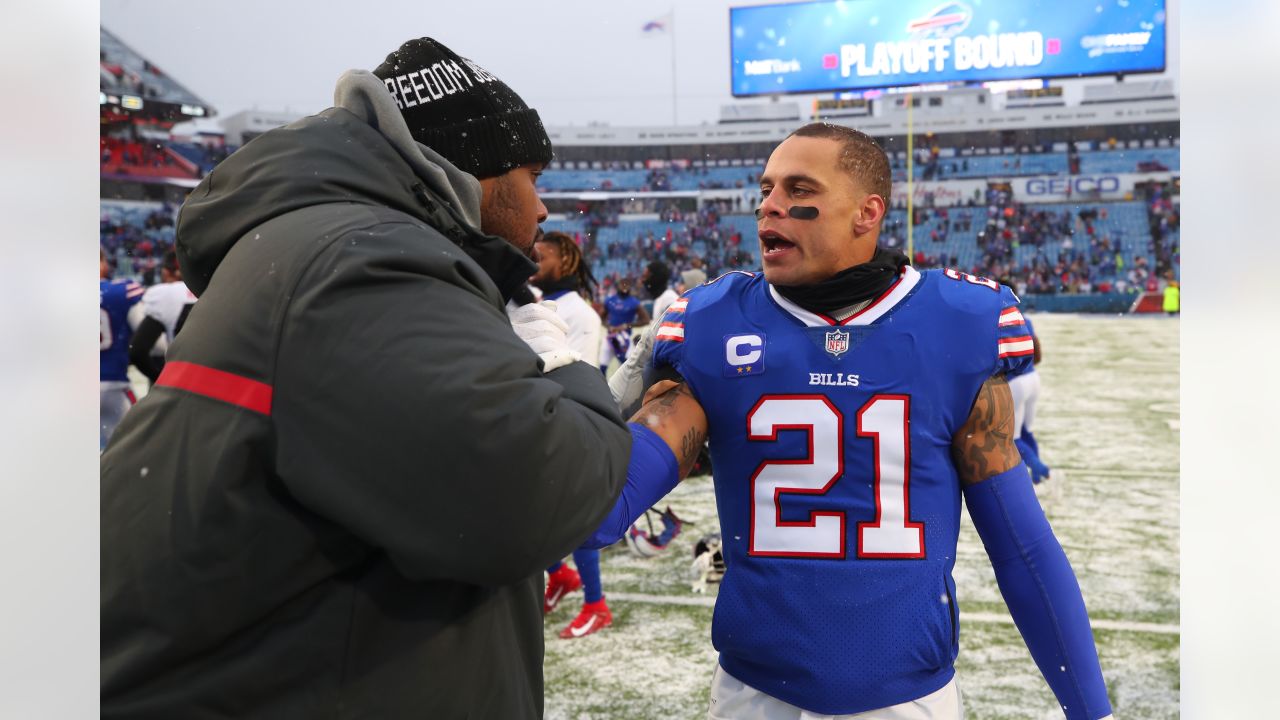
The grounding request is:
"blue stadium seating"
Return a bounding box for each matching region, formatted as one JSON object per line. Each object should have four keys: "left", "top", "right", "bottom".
{"left": 540, "top": 167, "right": 762, "bottom": 192}
{"left": 1076, "top": 148, "right": 1179, "bottom": 174}
{"left": 544, "top": 147, "right": 1180, "bottom": 192}
{"left": 893, "top": 153, "right": 1068, "bottom": 181}
{"left": 541, "top": 218, "right": 587, "bottom": 236}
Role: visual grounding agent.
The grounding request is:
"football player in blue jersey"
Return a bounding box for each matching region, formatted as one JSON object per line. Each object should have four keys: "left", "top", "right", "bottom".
{"left": 1007, "top": 311, "right": 1051, "bottom": 484}
{"left": 601, "top": 276, "right": 649, "bottom": 370}
{"left": 100, "top": 248, "right": 145, "bottom": 449}
{"left": 595, "top": 124, "right": 1112, "bottom": 719}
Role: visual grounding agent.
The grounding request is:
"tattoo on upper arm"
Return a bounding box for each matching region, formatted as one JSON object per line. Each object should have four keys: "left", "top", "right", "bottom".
{"left": 952, "top": 376, "right": 1021, "bottom": 486}
{"left": 630, "top": 381, "right": 690, "bottom": 423}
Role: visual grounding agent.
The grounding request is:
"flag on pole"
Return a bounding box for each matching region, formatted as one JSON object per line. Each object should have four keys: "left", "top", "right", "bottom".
{"left": 642, "top": 12, "right": 672, "bottom": 34}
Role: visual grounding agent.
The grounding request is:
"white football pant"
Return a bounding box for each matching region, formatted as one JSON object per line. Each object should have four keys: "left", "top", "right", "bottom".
{"left": 708, "top": 664, "right": 962, "bottom": 720}
{"left": 1007, "top": 369, "right": 1041, "bottom": 436}
{"left": 101, "top": 382, "right": 136, "bottom": 450}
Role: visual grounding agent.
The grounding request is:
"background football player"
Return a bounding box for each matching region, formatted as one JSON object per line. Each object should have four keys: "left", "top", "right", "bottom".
{"left": 530, "top": 230, "right": 616, "bottom": 638}
{"left": 128, "top": 249, "right": 197, "bottom": 385}
{"left": 99, "top": 248, "right": 145, "bottom": 449}
{"left": 600, "top": 276, "right": 649, "bottom": 371}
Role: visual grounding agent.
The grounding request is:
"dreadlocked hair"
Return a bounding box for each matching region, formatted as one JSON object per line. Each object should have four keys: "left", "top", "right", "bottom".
{"left": 540, "top": 231, "right": 597, "bottom": 297}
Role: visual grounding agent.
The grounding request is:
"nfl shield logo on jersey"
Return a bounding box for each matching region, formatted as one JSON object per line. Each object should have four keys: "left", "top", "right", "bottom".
{"left": 824, "top": 329, "right": 851, "bottom": 358}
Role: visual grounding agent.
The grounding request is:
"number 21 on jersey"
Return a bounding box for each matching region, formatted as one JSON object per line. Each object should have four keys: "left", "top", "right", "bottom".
{"left": 747, "top": 394, "right": 924, "bottom": 559}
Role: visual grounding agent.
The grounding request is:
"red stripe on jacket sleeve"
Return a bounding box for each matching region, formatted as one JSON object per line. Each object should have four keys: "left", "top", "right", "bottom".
{"left": 155, "top": 361, "right": 273, "bottom": 415}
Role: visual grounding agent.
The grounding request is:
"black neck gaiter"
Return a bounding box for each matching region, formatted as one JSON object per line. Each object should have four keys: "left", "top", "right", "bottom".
{"left": 774, "top": 246, "right": 909, "bottom": 315}
{"left": 531, "top": 275, "right": 580, "bottom": 297}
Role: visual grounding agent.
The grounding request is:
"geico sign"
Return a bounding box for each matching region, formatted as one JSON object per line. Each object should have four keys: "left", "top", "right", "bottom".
{"left": 1024, "top": 176, "right": 1121, "bottom": 195}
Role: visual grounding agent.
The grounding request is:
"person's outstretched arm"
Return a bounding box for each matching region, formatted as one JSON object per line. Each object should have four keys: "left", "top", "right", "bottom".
{"left": 952, "top": 376, "right": 1113, "bottom": 720}
{"left": 581, "top": 380, "right": 706, "bottom": 549}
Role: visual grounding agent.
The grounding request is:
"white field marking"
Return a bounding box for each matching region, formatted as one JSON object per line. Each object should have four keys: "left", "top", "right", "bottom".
{"left": 607, "top": 593, "right": 1180, "bottom": 636}
{"left": 1050, "top": 466, "right": 1179, "bottom": 478}
{"left": 962, "top": 611, "right": 1180, "bottom": 636}
{"left": 610, "top": 591, "right": 716, "bottom": 608}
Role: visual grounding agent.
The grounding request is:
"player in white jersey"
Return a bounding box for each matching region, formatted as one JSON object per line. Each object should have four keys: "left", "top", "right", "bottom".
{"left": 531, "top": 232, "right": 602, "bottom": 366}
{"left": 129, "top": 250, "right": 197, "bottom": 385}
{"left": 1006, "top": 312, "right": 1049, "bottom": 482}
{"left": 643, "top": 260, "right": 680, "bottom": 321}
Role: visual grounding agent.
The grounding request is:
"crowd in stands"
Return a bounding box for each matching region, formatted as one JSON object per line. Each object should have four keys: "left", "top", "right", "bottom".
{"left": 887, "top": 142, "right": 1178, "bottom": 182}
{"left": 642, "top": 165, "right": 759, "bottom": 191}
{"left": 894, "top": 189, "right": 1166, "bottom": 296}
{"left": 102, "top": 137, "right": 173, "bottom": 170}
{"left": 101, "top": 136, "right": 200, "bottom": 179}
{"left": 1144, "top": 183, "right": 1180, "bottom": 279}
{"left": 100, "top": 202, "right": 178, "bottom": 285}
{"left": 575, "top": 203, "right": 756, "bottom": 303}
{"left": 538, "top": 164, "right": 761, "bottom": 192}
{"left": 101, "top": 121, "right": 1180, "bottom": 302}
{"left": 168, "top": 141, "right": 234, "bottom": 174}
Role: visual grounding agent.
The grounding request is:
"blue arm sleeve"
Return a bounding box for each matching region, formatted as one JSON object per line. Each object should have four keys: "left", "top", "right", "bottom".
{"left": 580, "top": 422, "right": 680, "bottom": 550}
{"left": 964, "top": 464, "right": 1113, "bottom": 720}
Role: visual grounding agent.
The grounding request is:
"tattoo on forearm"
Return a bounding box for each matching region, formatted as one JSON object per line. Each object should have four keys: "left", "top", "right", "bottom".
{"left": 678, "top": 426, "right": 706, "bottom": 477}
{"left": 952, "top": 376, "right": 1021, "bottom": 485}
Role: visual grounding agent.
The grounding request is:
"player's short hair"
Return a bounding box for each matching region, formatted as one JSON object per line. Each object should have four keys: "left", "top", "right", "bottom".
{"left": 787, "top": 122, "right": 891, "bottom": 205}
{"left": 162, "top": 249, "right": 180, "bottom": 275}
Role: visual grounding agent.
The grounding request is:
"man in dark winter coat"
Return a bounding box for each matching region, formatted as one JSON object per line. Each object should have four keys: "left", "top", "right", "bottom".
{"left": 101, "top": 38, "right": 704, "bottom": 719}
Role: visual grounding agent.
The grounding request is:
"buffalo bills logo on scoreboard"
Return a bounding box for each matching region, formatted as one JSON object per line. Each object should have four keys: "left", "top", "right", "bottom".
{"left": 724, "top": 334, "right": 766, "bottom": 377}
{"left": 907, "top": 3, "right": 973, "bottom": 38}
{"left": 730, "top": 0, "right": 1166, "bottom": 97}
{"left": 824, "top": 329, "right": 851, "bottom": 359}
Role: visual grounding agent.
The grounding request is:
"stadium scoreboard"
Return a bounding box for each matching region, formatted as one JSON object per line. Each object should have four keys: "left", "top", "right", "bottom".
{"left": 729, "top": 0, "right": 1166, "bottom": 96}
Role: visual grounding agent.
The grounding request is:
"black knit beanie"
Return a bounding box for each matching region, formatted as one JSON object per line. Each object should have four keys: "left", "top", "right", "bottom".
{"left": 373, "top": 37, "right": 552, "bottom": 179}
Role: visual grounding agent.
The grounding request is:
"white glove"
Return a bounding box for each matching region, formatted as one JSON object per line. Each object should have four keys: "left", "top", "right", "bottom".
{"left": 508, "top": 301, "right": 582, "bottom": 373}
{"left": 608, "top": 319, "right": 660, "bottom": 411}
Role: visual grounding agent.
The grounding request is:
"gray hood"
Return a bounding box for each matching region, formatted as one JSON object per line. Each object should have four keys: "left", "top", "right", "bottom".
{"left": 176, "top": 70, "right": 534, "bottom": 300}
{"left": 331, "top": 69, "right": 483, "bottom": 229}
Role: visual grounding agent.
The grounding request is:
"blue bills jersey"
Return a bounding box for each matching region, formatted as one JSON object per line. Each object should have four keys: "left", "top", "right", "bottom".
{"left": 100, "top": 278, "right": 143, "bottom": 382}
{"left": 604, "top": 293, "right": 641, "bottom": 327}
{"left": 651, "top": 266, "right": 1032, "bottom": 714}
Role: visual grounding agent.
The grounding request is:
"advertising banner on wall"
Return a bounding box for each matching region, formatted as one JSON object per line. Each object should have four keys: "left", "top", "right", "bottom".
{"left": 1010, "top": 172, "right": 1172, "bottom": 202}
{"left": 888, "top": 172, "right": 1175, "bottom": 206}
{"left": 730, "top": 0, "right": 1167, "bottom": 96}
{"left": 891, "top": 179, "right": 988, "bottom": 207}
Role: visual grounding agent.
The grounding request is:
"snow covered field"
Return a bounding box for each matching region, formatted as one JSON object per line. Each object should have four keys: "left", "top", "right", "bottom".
{"left": 544, "top": 313, "right": 1179, "bottom": 719}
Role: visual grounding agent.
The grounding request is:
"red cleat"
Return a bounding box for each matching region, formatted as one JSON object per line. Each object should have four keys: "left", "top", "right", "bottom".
{"left": 558, "top": 599, "right": 612, "bottom": 639}
{"left": 544, "top": 565, "right": 582, "bottom": 614}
